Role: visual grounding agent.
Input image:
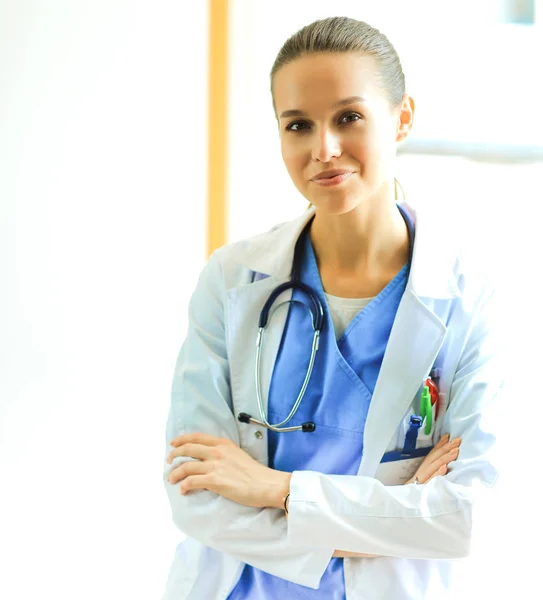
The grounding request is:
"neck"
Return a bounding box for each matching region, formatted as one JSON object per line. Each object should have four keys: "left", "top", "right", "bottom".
{"left": 309, "top": 190, "right": 409, "bottom": 278}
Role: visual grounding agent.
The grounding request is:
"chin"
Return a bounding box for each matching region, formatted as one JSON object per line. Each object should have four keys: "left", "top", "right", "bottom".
{"left": 309, "top": 195, "right": 361, "bottom": 216}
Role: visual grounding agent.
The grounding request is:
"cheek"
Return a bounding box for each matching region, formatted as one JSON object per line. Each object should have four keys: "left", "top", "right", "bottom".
{"left": 362, "top": 126, "right": 397, "bottom": 165}
{"left": 281, "top": 142, "right": 307, "bottom": 181}
{"left": 348, "top": 137, "right": 388, "bottom": 176}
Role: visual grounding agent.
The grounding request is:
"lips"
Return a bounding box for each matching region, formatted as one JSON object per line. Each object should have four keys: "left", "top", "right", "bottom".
{"left": 310, "top": 170, "right": 354, "bottom": 187}
{"left": 311, "top": 169, "right": 354, "bottom": 181}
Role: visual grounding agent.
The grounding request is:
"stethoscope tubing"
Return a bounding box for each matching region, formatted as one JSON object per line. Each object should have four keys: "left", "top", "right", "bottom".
{"left": 237, "top": 205, "right": 415, "bottom": 434}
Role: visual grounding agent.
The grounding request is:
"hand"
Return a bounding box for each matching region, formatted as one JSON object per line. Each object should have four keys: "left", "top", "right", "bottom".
{"left": 167, "top": 432, "right": 291, "bottom": 509}
{"left": 405, "top": 433, "right": 461, "bottom": 485}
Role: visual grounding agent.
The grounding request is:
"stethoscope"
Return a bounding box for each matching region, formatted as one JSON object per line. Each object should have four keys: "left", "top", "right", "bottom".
{"left": 237, "top": 204, "right": 415, "bottom": 433}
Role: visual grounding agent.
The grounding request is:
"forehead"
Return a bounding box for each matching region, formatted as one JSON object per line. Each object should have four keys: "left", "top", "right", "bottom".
{"left": 273, "top": 52, "right": 387, "bottom": 115}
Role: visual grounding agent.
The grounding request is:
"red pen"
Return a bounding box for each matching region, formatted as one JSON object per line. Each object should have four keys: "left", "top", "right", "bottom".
{"left": 425, "top": 377, "right": 439, "bottom": 418}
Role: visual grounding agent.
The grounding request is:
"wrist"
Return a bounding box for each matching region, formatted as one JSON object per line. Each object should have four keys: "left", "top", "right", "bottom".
{"left": 271, "top": 471, "right": 292, "bottom": 509}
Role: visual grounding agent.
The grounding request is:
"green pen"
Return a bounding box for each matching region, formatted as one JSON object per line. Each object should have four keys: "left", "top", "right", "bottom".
{"left": 420, "top": 385, "right": 433, "bottom": 435}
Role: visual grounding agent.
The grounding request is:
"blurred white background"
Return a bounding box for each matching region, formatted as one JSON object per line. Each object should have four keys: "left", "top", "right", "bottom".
{"left": 1, "top": 1, "right": 208, "bottom": 598}
{"left": 1, "top": 1, "right": 541, "bottom": 598}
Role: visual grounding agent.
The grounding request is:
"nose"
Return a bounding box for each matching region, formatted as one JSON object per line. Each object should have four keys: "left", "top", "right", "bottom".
{"left": 311, "top": 128, "right": 341, "bottom": 162}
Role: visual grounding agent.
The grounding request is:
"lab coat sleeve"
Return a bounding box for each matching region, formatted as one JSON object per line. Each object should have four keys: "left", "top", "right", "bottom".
{"left": 286, "top": 274, "right": 505, "bottom": 560}
{"left": 163, "top": 251, "right": 334, "bottom": 589}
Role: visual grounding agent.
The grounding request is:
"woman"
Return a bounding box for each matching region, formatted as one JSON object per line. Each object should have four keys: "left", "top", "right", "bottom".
{"left": 163, "top": 16, "right": 502, "bottom": 600}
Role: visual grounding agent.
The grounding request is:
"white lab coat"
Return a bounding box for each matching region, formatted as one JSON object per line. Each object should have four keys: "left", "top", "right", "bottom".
{"left": 163, "top": 202, "right": 504, "bottom": 600}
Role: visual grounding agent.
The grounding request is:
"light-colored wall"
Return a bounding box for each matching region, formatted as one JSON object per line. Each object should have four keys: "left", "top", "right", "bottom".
{"left": 0, "top": 2, "right": 208, "bottom": 598}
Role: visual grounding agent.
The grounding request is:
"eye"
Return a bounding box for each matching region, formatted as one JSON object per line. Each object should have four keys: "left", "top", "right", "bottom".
{"left": 339, "top": 112, "right": 362, "bottom": 124}
{"left": 286, "top": 120, "right": 310, "bottom": 132}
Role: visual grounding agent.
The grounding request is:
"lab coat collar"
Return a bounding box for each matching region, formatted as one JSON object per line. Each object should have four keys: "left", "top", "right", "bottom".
{"left": 228, "top": 202, "right": 461, "bottom": 299}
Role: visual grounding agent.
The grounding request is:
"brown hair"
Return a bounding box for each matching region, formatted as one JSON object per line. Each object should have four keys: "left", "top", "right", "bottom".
{"left": 270, "top": 16, "right": 406, "bottom": 112}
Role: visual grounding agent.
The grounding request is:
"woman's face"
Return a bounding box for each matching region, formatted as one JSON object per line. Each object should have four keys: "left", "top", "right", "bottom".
{"left": 272, "top": 52, "right": 413, "bottom": 215}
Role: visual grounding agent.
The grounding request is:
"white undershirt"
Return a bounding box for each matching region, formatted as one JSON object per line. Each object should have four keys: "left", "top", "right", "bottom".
{"left": 323, "top": 292, "right": 374, "bottom": 340}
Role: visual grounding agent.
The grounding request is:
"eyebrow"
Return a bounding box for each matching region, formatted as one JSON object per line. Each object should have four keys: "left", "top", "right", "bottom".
{"left": 278, "top": 95, "right": 367, "bottom": 119}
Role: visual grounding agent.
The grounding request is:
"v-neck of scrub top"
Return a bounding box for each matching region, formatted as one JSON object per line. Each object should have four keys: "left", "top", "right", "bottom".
{"left": 324, "top": 293, "right": 374, "bottom": 340}
{"left": 263, "top": 227, "right": 409, "bottom": 472}
{"left": 226, "top": 223, "right": 410, "bottom": 600}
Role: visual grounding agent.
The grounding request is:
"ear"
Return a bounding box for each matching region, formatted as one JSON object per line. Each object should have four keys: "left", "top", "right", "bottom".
{"left": 396, "top": 94, "right": 415, "bottom": 143}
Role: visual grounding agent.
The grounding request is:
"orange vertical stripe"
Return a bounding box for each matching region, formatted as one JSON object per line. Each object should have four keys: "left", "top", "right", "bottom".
{"left": 207, "top": 0, "right": 229, "bottom": 257}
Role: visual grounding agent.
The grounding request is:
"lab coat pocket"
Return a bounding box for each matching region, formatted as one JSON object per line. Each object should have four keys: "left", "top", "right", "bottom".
{"left": 374, "top": 447, "right": 432, "bottom": 485}
{"left": 374, "top": 408, "right": 435, "bottom": 486}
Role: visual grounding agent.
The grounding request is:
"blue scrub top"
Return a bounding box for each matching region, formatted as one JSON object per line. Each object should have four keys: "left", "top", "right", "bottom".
{"left": 227, "top": 221, "right": 408, "bottom": 599}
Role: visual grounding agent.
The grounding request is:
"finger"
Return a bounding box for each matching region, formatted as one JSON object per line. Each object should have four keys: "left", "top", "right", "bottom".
{"left": 424, "top": 447, "right": 460, "bottom": 477}
{"left": 446, "top": 447, "right": 460, "bottom": 462}
{"left": 441, "top": 447, "right": 460, "bottom": 464}
{"left": 427, "top": 435, "right": 454, "bottom": 459}
{"left": 167, "top": 443, "right": 217, "bottom": 464}
{"left": 434, "top": 434, "right": 451, "bottom": 450}
{"left": 168, "top": 458, "right": 212, "bottom": 484}
{"left": 170, "top": 432, "right": 227, "bottom": 448}
{"left": 425, "top": 464, "right": 448, "bottom": 482}
{"left": 421, "top": 444, "right": 453, "bottom": 469}
{"left": 180, "top": 473, "right": 217, "bottom": 494}
{"left": 425, "top": 439, "right": 461, "bottom": 466}
{"left": 415, "top": 445, "right": 459, "bottom": 482}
